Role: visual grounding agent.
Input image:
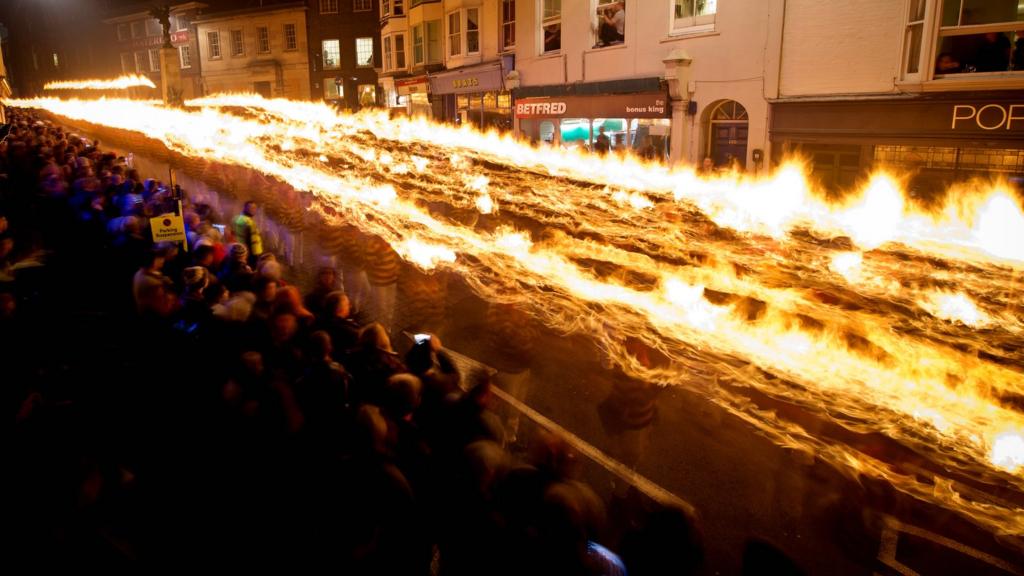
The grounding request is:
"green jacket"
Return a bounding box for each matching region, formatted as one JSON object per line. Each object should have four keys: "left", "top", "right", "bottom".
{"left": 233, "top": 214, "right": 263, "bottom": 256}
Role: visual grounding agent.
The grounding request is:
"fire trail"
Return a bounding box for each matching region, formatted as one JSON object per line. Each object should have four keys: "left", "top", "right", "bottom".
{"left": 7, "top": 95, "right": 1023, "bottom": 540}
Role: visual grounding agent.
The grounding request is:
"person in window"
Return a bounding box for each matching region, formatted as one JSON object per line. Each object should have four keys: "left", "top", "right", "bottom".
{"left": 935, "top": 52, "right": 962, "bottom": 75}
{"left": 974, "top": 32, "right": 1011, "bottom": 72}
{"left": 597, "top": 1, "right": 625, "bottom": 46}
{"left": 543, "top": 24, "right": 561, "bottom": 52}
{"left": 1013, "top": 31, "right": 1024, "bottom": 71}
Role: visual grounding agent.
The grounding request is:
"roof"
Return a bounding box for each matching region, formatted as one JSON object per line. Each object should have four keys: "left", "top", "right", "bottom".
{"left": 194, "top": 1, "right": 307, "bottom": 24}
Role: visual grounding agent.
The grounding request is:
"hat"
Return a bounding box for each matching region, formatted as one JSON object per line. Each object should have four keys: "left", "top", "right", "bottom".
{"left": 229, "top": 243, "right": 248, "bottom": 261}
{"left": 183, "top": 266, "right": 208, "bottom": 290}
{"left": 258, "top": 259, "right": 282, "bottom": 282}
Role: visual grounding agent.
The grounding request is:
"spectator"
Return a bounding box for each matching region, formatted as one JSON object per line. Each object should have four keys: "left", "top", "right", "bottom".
{"left": 304, "top": 263, "right": 339, "bottom": 320}
{"left": 348, "top": 322, "right": 406, "bottom": 405}
{"left": 317, "top": 291, "right": 361, "bottom": 358}
{"left": 975, "top": 32, "right": 1011, "bottom": 72}
{"left": 132, "top": 245, "right": 173, "bottom": 314}
{"left": 219, "top": 242, "right": 254, "bottom": 293}
{"left": 594, "top": 127, "right": 611, "bottom": 155}
{"left": 232, "top": 200, "right": 263, "bottom": 265}
{"left": 597, "top": 1, "right": 625, "bottom": 46}
{"left": 273, "top": 284, "right": 316, "bottom": 328}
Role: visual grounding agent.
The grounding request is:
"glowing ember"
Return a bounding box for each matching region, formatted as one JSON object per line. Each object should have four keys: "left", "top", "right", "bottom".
{"left": 43, "top": 74, "right": 157, "bottom": 90}
{"left": 8, "top": 95, "right": 1023, "bottom": 537}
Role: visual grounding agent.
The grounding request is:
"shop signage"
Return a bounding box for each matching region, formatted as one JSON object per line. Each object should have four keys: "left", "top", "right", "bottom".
{"left": 396, "top": 76, "right": 429, "bottom": 96}
{"left": 130, "top": 31, "right": 189, "bottom": 49}
{"left": 515, "top": 93, "right": 670, "bottom": 119}
{"left": 771, "top": 94, "right": 1024, "bottom": 147}
{"left": 429, "top": 64, "right": 504, "bottom": 95}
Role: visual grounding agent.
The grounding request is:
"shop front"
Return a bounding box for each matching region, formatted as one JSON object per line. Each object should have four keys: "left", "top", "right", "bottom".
{"left": 514, "top": 90, "right": 672, "bottom": 158}
{"left": 429, "top": 61, "right": 513, "bottom": 132}
{"left": 389, "top": 75, "right": 432, "bottom": 117}
{"left": 771, "top": 92, "right": 1024, "bottom": 193}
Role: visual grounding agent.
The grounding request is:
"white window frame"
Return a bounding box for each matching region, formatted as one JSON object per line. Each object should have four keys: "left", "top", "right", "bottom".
{"left": 179, "top": 45, "right": 192, "bottom": 69}
{"left": 394, "top": 0, "right": 404, "bottom": 16}
{"left": 174, "top": 14, "right": 188, "bottom": 32}
{"left": 150, "top": 48, "right": 161, "bottom": 72}
{"left": 412, "top": 24, "right": 424, "bottom": 65}
{"left": 933, "top": 0, "right": 1023, "bottom": 77}
{"left": 671, "top": 0, "right": 717, "bottom": 34}
{"left": 320, "top": 0, "right": 339, "bottom": 14}
{"left": 901, "top": 0, "right": 929, "bottom": 81}
{"left": 146, "top": 18, "right": 161, "bottom": 37}
{"left": 384, "top": 35, "right": 392, "bottom": 71}
{"left": 131, "top": 21, "right": 144, "bottom": 39}
{"left": 466, "top": 8, "right": 480, "bottom": 54}
{"left": 207, "top": 31, "right": 222, "bottom": 59}
{"left": 134, "top": 51, "right": 147, "bottom": 72}
{"left": 117, "top": 23, "right": 129, "bottom": 41}
{"left": 501, "top": 0, "right": 516, "bottom": 51}
{"left": 448, "top": 11, "right": 462, "bottom": 57}
{"left": 356, "top": 37, "right": 374, "bottom": 67}
{"left": 593, "top": 0, "right": 625, "bottom": 48}
{"left": 354, "top": 0, "right": 372, "bottom": 11}
{"left": 257, "top": 26, "right": 271, "bottom": 54}
{"left": 284, "top": 24, "right": 298, "bottom": 50}
{"left": 230, "top": 29, "right": 245, "bottom": 57}
{"left": 323, "top": 39, "right": 341, "bottom": 69}
{"left": 120, "top": 52, "right": 133, "bottom": 74}
{"left": 383, "top": 0, "right": 391, "bottom": 18}
{"left": 541, "top": 0, "right": 561, "bottom": 54}
{"left": 394, "top": 32, "right": 406, "bottom": 69}
{"left": 426, "top": 19, "right": 442, "bottom": 63}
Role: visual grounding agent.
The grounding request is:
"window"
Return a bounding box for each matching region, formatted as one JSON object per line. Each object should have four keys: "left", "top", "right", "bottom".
{"left": 427, "top": 19, "right": 442, "bottom": 63}
{"left": 594, "top": 0, "right": 624, "bottom": 47}
{"left": 903, "top": 0, "right": 926, "bottom": 76}
{"left": 284, "top": 24, "right": 297, "bottom": 50}
{"left": 207, "top": 31, "right": 222, "bottom": 59}
{"left": 257, "top": 26, "right": 270, "bottom": 54}
{"left": 467, "top": 8, "right": 480, "bottom": 53}
{"left": 356, "top": 37, "right": 374, "bottom": 67}
{"left": 384, "top": 36, "right": 392, "bottom": 71}
{"left": 394, "top": 33, "right": 406, "bottom": 69}
{"left": 383, "top": 0, "right": 390, "bottom": 17}
{"left": 501, "top": 0, "right": 515, "bottom": 50}
{"left": 174, "top": 14, "right": 190, "bottom": 31}
{"left": 673, "top": 0, "right": 716, "bottom": 31}
{"left": 413, "top": 24, "right": 424, "bottom": 64}
{"left": 146, "top": 18, "right": 161, "bottom": 36}
{"left": 135, "top": 51, "right": 147, "bottom": 72}
{"left": 394, "top": 0, "right": 404, "bottom": 16}
{"left": 131, "top": 21, "right": 144, "bottom": 39}
{"left": 323, "top": 39, "right": 341, "bottom": 69}
{"left": 52, "top": 52, "right": 60, "bottom": 69}
{"left": 320, "top": 0, "right": 339, "bottom": 14}
{"left": 542, "top": 0, "right": 560, "bottom": 53}
{"left": 448, "top": 12, "right": 462, "bottom": 56}
{"left": 117, "top": 23, "right": 129, "bottom": 41}
{"left": 359, "top": 84, "right": 376, "bottom": 107}
{"left": 231, "top": 30, "right": 244, "bottom": 57}
{"left": 179, "top": 45, "right": 192, "bottom": 68}
{"left": 935, "top": 0, "right": 1023, "bottom": 75}
{"left": 120, "top": 52, "right": 133, "bottom": 73}
{"left": 150, "top": 48, "right": 161, "bottom": 71}
{"left": 325, "top": 80, "right": 343, "bottom": 100}
{"left": 354, "top": 0, "right": 372, "bottom": 11}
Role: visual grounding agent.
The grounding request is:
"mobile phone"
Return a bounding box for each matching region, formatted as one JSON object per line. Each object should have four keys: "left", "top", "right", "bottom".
{"left": 414, "top": 333, "right": 431, "bottom": 345}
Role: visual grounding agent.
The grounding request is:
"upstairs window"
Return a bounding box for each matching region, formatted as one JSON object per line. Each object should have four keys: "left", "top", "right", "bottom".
{"left": 935, "top": 0, "right": 1023, "bottom": 75}
{"left": 284, "top": 23, "right": 298, "bottom": 50}
{"left": 321, "top": 0, "right": 339, "bottom": 14}
{"left": 323, "top": 39, "right": 341, "bottom": 69}
{"left": 231, "top": 30, "right": 244, "bottom": 57}
{"left": 354, "top": 0, "right": 372, "bottom": 12}
{"left": 356, "top": 37, "right": 374, "bottom": 67}
{"left": 448, "top": 11, "right": 462, "bottom": 57}
{"left": 501, "top": 0, "right": 516, "bottom": 50}
{"left": 542, "top": 0, "right": 561, "bottom": 53}
{"left": 207, "top": 31, "right": 222, "bottom": 59}
{"left": 673, "top": 0, "right": 716, "bottom": 32}
{"left": 257, "top": 27, "right": 271, "bottom": 54}
{"left": 594, "top": 0, "right": 625, "bottom": 48}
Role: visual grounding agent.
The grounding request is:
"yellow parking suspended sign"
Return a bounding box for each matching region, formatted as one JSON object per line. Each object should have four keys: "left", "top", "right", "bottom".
{"left": 151, "top": 212, "right": 186, "bottom": 243}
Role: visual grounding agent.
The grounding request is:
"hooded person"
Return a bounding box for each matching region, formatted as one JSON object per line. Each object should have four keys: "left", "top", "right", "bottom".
{"left": 178, "top": 266, "right": 213, "bottom": 331}
{"left": 219, "top": 242, "right": 254, "bottom": 292}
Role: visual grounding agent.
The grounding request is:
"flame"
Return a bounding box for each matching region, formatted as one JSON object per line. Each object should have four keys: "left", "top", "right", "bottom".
{"left": 919, "top": 291, "right": 992, "bottom": 328}
{"left": 7, "top": 95, "right": 1023, "bottom": 537}
{"left": 43, "top": 74, "right": 157, "bottom": 91}
{"left": 991, "top": 431, "right": 1024, "bottom": 473}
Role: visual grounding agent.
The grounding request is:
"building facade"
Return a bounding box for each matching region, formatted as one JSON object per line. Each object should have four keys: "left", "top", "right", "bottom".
{"left": 196, "top": 3, "right": 311, "bottom": 99}
{"left": 512, "top": 1, "right": 784, "bottom": 169}
{"left": 307, "top": 0, "right": 381, "bottom": 110}
{"left": 771, "top": 0, "right": 1024, "bottom": 192}
{"left": 103, "top": 2, "right": 207, "bottom": 100}
{"left": 378, "top": 0, "right": 444, "bottom": 118}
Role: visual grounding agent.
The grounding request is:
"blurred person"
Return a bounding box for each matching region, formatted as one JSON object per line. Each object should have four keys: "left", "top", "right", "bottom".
{"left": 348, "top": 322, "right": 406, "bottom": 405}
{"left": 698, "top": 156, "right": 715, "bottom": 175}
{"left": 133, "top": 246, "right": 174, "bottom": 314}
{"left": 975, "top": 32, "right": 1011, "bottom": 72}
{"left": 293, "top": 330, "right": 351, "bottom": 439}
{"left": 638, "top": 136, "right": 659, "bottom": 161}
{"left": 620, "top": 504, "right": 704, "bottom": 576}
{"left": 483, "top": 302, "right": 536, "bottom": 445}
{"left": 364, "top": 235, "right": 400, "bottom": 335}
{"left": 594, "top": 126, "right": 611, "bottom": 155}
{"left": 218, "top": 243, "right": 254, "bottom": 293}
{"left": 304, "top": 262, "right": 339, "bottom": 321}
{"left": 273, "top": 285, "right": 315, "bottom": 328}
{"left": 249, "top": 276, "right": 279, "bottom": 325}
{"left": 935, "top": 52, "right": 962, "bottom": 74}
{"left": 232, "top": 200, "right": 263, "bottom": 265}
{"left": 264, "top": 311, "right": 303, "bottom": 379}
{"left": 317, "top": 291, "right": 361, "bottom": 359}
{"left": 1015, "top": 31, "right": 1024, "bottom": 70}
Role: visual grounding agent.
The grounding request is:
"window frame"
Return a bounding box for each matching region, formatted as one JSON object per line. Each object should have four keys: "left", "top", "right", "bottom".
{"left": 501, "top": 0, "right": 516, "bottom": 51}
{"left": 146, "top": 18, "right": 161, "bottom": 37}
{"left": 120, "top": 52, "right": 133, "bottom": 74}
{"left": 207, "top": 31, "right": 222, "bottom": 59}
{"left": 284, "top": 23, "right": 298, "bottom": 51}
{"left": 412, "top": 24, "right": 424, "bottom": 65}
{"left": 149, "top": 48, "right": 161, "bottom": 71}
{"left": 356, "top": 37, "right": 374, "bottom": 68}
{"left": 933, "top": 0, "right": 1023, "bottom": 77}
{"left": 324, "top": 79, "right": 343, "bottom": 100}
{"left": 384, "top": 35, "right": 392, "bottom": 71}
{"left": 320, "top": 0, "right": 339, "bottom": 14}
{"left": 448, "top": 10, "right": 462, "bottom": 57}
{"left": 131, "top": 21, "right": 144, "bottom": 39}
{"left": 179, "top": 45, "right": 192, "bottom": 69}
{"left": 671, "top": 0, "right": 717, "bottom": 35}
{"left": 117, "top": 23, "right": 129, "bottom": 41}
{"left": 257, "top": 26, "right": 271, "bottom": 54}
{"left": 466, "top": 7, "right": 480, "bottom": 54}
{"left": 354, "top": 0, "right": 372, "bottom": 11}
{"left": 541, "top": 0, "right": 561, "bottom": 54}
{"left": 230, "top": 29, "right": 245, "bottom": 57}
{"left": 426, "top": 19, "right": 442, "bottom": 63}
{"left": 394, "top": 33, "right": 406, "bottom": 69}
{"left": 322, "top": 38, "right": 341, "bottom": 69}
{"left": 134, "top": 51, "right": 147, "bottom": 73}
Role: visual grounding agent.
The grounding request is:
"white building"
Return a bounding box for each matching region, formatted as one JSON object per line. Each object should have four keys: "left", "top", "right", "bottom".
{"left": 771, "top": 0, "right": 1024, "bottom": 191}
{"left": 512, "top": 0, "right": 784, "bottom": 171}
{"left": 379, "top": 0, "right": 514, "bottom": 129}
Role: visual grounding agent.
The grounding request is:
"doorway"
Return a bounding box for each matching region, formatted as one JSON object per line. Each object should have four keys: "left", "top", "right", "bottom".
{"left": 706, "top": 100, "right": 749, "bottom": 169}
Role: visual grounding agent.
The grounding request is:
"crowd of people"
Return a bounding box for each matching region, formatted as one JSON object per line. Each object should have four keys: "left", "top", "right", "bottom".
{"left": 3, "top": 107, "right": 805, "bottom": 574}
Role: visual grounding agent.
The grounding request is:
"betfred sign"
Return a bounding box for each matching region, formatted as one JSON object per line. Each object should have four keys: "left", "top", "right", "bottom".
{"left": 516, "top": 101, "right": 567, "bottom": 116}
{"left": 514, "top": 92, "right": 670, "bottom": 119}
